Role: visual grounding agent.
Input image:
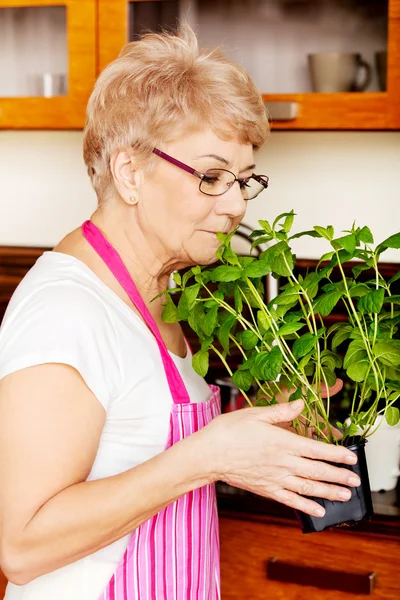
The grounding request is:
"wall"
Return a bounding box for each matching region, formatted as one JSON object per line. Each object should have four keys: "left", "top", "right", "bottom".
{"left": 0, "top": 130, "right": 399, "bottom": 262}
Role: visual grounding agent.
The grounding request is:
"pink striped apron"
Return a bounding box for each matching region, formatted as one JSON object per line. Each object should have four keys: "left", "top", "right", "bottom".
{"left": 82, "top": 220, "right": 221, "bottom": 600}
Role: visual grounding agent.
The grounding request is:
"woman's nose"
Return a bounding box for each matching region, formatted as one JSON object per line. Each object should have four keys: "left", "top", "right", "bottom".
{"left": 214, "top": 182, "right": 247, "bottom": 218}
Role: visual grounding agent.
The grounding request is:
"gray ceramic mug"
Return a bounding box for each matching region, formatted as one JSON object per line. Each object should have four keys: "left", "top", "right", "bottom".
{"left": 308, "top": 53, "right": 372, "bottom": 93}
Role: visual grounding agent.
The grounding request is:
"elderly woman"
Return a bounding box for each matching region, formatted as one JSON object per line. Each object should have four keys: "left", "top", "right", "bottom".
{"left": 0, "top": 27, "right": 359, "bottom": 600}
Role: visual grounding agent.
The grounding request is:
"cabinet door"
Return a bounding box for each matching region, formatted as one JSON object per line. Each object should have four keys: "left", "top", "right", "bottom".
{"left": 263, "top": 0, "right": 400, "bottom": 129}
{"left": 98, "top": 0, "right": 400, "bottom": 130}
{"left": 0, "top": 0, "right": 96, "bottom": 129}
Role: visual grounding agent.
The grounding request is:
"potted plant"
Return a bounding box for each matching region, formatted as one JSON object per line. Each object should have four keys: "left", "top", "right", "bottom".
{"left": 159, "top": 211, "right": 400, "bottom": 532}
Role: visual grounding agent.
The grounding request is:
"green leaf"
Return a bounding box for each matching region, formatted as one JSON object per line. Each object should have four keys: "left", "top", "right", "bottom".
{"left": 273, "top": 284, "right": 301, "bottom": 306}
{"left": 184, "top": 284, "right": 201, "bottom": 311}
{"left": 210, "top": 265, "right": 243, "bottom": 283}
{"left": 223, "top": 245, "right": 240, "bottom": 266}
{"left": 317, "top": 251, "right": 335, "bottom": 266}
{"left": 388, "top": 271, "right": 400, "bottom": 286}
{"left": 289, "top": 387, "right": 303, "bottom": 401}
{"left": 251, "top": 346, "right": 283, "bottom": 381}
{"left": 257, "top": 310, "right": 270, "bottom": 334}
{"left": 290, "top": 230, "right": 321, "bottom": 241}
{"left": 349, "top": 283, "right": 371, "bottom": 298}
{"left": 232, "top": 369, "right": 254, "bottom": 391}
{"left": 293, "top": 333, "right": 318, "bottom": 360}
{"left": 182, "top": 269, "right": 194, "bottom": 288}
{"left": 298, "top": 350, "right": 315, "bottom": 370}
{"left": 188, "top": 303, "right": 205, "bottom": 336}
{"left": 202, "top": 304, "right": 219, "bottom": 336}
{"left": 358, "top": 226, "right": 374, "bottom": 244}
{"left": 303, "top": 273, "right": 319, "bottom": 299}
{"left": 384, "top": 295, "right": 400, "bottom": 305}
{"left": 240, "top": 330, "right": 259, "bottom": 350}
{"left": 314, "top": 225, "right": 334, "bottom": 241}
{"left": 385, "top": 406, "right": 400, "bottom": 426}
{"left": 357, "top": 288, "right": 385, "bottom": 314}
{"left": 255, "top": 395, "right": 274, "bottom": 407}
{"left": 250, "top": 235, "right": 273, "bottom": 252}
{"left": 244, "top": 260, "right": 272, "bottom": 278}
{"left": 347, "top": 360, "right": 370, "bottom": 382}
{"left": 282, "top": 211, "right": 295, "bottom": 233}
{"left": 332, "top": 325, "right": 353, "bottom": 349}
{"left": 343, "top": 340, "right": 367, "bottom": 369}
{"left": 233, "top": 283, "right": 243, "bottom": 313}
{"left": 278, "top": 321, "right": 304, "bottom": 336}
{"left": 322, "top": 367, "right": 337, "bottom": 387}
{"left": 321, "top": 349, "right": 342, "bottom": 370}
{"left": 314, "top": 291, "right": 343, "bottom": 316}
{"left": 260, "top": 241, "right": 294, "bottom": 278}
{"left": 372, "top": 342, "right": 400, "bottom": 367}
{"left": 250, "top": 229, "right": 266, "bottom": 239}
{"left": 335, "top": 233, "right": 357, "bottom": 253}
{"left": 217, "top": 312, "right": 236, "bottom": 354}
{"left": 259, "top": 219, "right": 273, "bottom": 234}
{"left": 215, "top": 244, "right": 225, "bottom": 262}
{"left": 343, "top": 422, "right": 360, "bottom": 437}
{"left": 352, "top": 263, "right": 371, "bottom": 279}
{"left": 379, "top": 232, "right": 400, "bottom": 250}
{"left": 172, "top": 271, "right": 182, "bottom": 286}
{"left": 273, "top": 211, "right": 294, "bottom": 230}
{"left": 161, "top": 294, "right": 179, "bottom": 323}
{"left": 192, "top": 349, "right": 209, "bottom": 377}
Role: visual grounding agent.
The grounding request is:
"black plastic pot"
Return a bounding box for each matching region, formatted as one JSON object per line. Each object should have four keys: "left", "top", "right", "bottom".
{"left": 295, "top": 436, "right": 373, "bottom": 534}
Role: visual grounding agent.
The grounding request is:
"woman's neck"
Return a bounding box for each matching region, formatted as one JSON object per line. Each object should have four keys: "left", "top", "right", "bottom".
{"left": 90, "top": 207, "right": 174, "bottom": 305}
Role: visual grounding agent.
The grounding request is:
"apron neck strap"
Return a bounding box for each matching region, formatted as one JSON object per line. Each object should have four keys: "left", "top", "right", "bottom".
{"left": 82, "top": 220, "right": 191, "bottom": 404}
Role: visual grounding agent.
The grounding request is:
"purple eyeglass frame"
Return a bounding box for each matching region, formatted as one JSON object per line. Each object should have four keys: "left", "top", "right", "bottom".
{"left": 152, "top": 147, "right": 269, "bottom": 199}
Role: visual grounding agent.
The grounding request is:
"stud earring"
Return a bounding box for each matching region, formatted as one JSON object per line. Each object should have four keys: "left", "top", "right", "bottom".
{"left": 128, "top": 195, "right": 138, "bottom": 205}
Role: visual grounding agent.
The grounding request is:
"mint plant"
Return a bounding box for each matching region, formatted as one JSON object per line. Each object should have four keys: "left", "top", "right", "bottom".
{"left": 159, "top": 211, "right": 400, "bottom": 445}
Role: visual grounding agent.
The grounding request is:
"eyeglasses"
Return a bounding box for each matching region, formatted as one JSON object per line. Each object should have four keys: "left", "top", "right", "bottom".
{"left": 152, "top": 148, "right": 269, "bottom": 200}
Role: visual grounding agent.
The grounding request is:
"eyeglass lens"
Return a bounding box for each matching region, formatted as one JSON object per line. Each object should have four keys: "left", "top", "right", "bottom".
{"left": 199, "top": 169, "right": 266, "bottom": 200}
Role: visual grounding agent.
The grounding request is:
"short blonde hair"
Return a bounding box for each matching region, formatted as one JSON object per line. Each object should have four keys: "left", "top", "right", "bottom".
{"left": 83, "top": 25, "right": 269, "bottom": 202}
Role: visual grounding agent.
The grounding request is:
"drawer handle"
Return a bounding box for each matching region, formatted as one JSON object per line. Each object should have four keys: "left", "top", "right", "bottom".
{"left": 267, "top": 557, "right": 376, "bottom": 595}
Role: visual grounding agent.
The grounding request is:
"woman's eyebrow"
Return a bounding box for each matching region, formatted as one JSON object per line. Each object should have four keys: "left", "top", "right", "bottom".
{"left": 194, "top": 153, "right": 230, "bottom": 165}
{"left": 194, "top": 154, "right": 256, "bottom": 172}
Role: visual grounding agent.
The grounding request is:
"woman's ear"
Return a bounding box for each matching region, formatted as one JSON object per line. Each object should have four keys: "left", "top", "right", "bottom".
{"left": 110, "top": 150, "right": 141, "bottom": 205}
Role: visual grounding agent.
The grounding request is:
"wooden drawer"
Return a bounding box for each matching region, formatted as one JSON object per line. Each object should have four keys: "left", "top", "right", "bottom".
{"left": 220, "top": 516, "right": 400, "bottom": 599}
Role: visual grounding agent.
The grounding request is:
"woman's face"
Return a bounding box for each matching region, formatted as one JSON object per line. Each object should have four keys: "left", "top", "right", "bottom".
{"left": 137, "top": 128, "right": 255, "bottom": 267}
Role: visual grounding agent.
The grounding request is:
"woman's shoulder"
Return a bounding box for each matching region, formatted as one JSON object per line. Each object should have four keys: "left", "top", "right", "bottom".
{"left": 2, "top": 251, "right": 118, "bottom": 333}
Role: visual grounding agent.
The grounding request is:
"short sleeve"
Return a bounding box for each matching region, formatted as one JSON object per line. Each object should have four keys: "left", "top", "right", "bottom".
{"left": 0, "top": 282, "right": 121, "bottom": 410}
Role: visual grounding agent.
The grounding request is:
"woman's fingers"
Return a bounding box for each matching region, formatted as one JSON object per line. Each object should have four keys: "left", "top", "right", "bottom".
{"left": 294, "top": 435, "right": 358, "bottom": 465}
{"left": 284, "top": 476, "right": 352, "bottom": 502}
{"left": 288, "top": 456, "right": 360, "bottom": 487}
{"left": 270, "top": 488, "right": 326, "bottom": 518}
{"left": 320, "top": 378, "right": 343, "bottom": 398}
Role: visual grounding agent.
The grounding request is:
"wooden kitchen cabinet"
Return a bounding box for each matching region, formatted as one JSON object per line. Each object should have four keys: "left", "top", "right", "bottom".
{"left": 0, "top": 0, "right": 96, "bottom": 129}
{"left": 2, "top": 0, "right": 400, "bottom": 130}
{"left": 220, "top": 514, "right": 400, "bottom": 599}
{"left": 97, "top": 0, "right": 400, "bottom": 130}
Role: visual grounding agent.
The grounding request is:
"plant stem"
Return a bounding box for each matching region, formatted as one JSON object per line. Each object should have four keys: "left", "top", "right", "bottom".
{"left": 210, "top": 344, "right": 254, "bottom": 407}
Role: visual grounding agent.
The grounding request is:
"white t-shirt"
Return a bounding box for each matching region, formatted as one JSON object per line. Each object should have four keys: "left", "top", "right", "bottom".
{"left": 0, "top": 251, "right": 212, "bottom": 600}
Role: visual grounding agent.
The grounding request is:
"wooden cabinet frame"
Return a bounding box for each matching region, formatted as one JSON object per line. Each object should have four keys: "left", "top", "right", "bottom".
{"left": 0, "top": 0, "right": 96, "bottom": 129}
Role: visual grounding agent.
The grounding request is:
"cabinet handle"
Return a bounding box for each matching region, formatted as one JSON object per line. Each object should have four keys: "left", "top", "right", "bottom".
{"left": 264, "top": 101, "right": 298, "bottom": 121}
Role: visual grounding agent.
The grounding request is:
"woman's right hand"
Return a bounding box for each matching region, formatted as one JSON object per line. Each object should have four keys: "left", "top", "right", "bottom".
{"left": 202, "top": 399, "right": 360, "bottom": 518}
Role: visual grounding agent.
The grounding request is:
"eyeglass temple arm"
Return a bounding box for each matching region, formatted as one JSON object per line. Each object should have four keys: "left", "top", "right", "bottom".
{"left": 253, "top": 174, "right": 269, "bottom": 188}
{"left": 152, "top": 148, "right": 203, "bottom": 179}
